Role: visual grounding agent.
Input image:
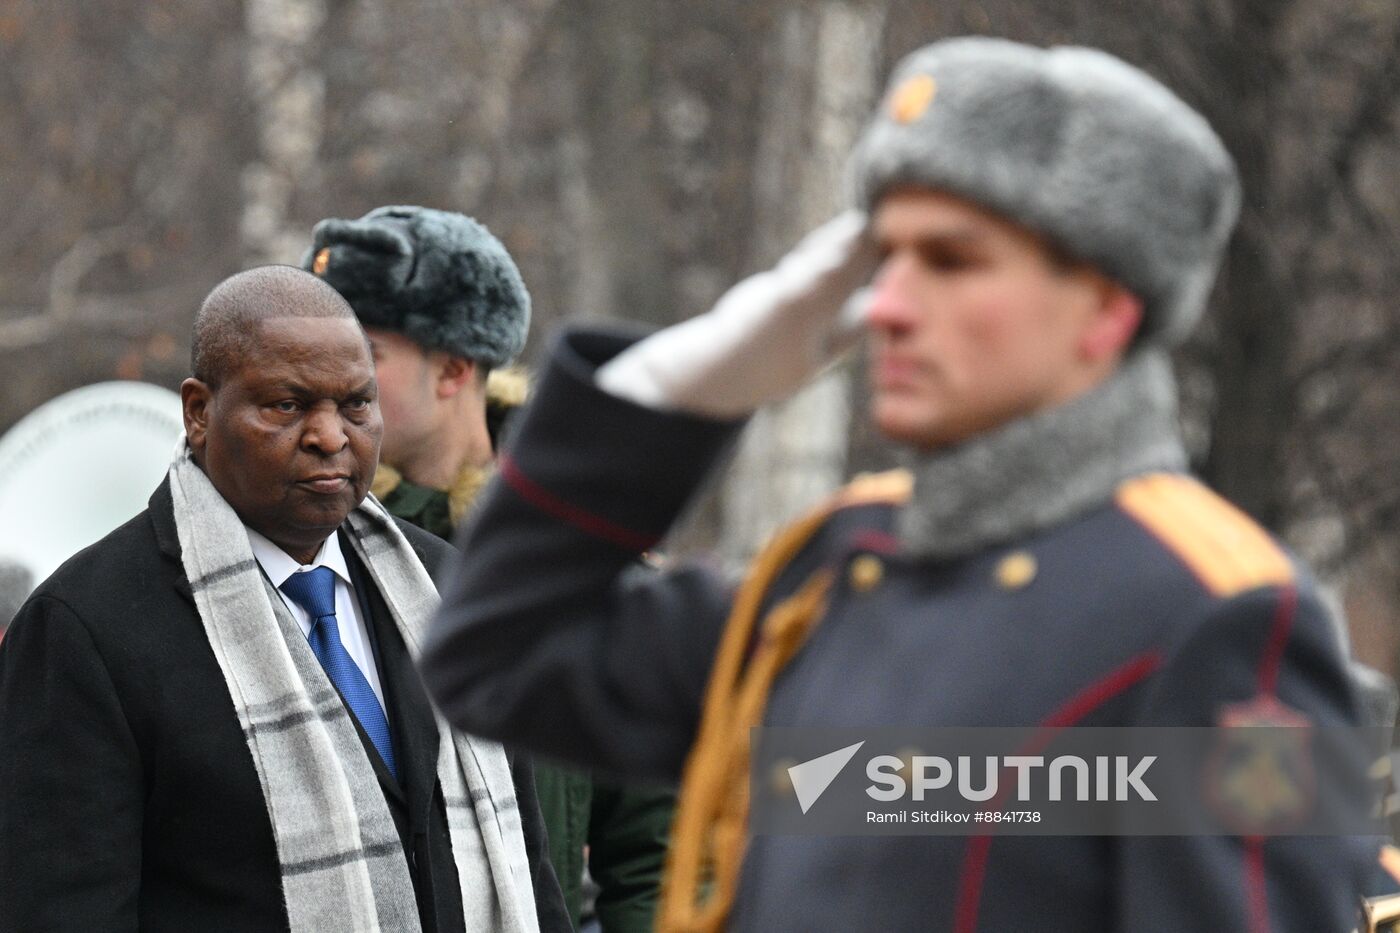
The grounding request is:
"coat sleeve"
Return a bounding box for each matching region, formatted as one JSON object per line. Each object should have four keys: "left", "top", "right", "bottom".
{"left": 420, "top": 328, "right": 746, "bottom": 783}
{"left": 0, "top": 594, "right": 145, "bottom": 932}
{"left": 1115, "top": 583, "right": 1378, "bottom": 932}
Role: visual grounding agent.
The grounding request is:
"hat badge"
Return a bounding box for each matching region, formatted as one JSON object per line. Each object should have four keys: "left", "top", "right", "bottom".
{"left": 312, "top": 246, "right": 331, "bottom": 276}
{"left": 889, "top": 74, "right": 937, "bottom": 124}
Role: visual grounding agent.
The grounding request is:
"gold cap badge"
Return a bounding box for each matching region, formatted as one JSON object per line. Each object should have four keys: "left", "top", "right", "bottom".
{"left": 312, "top": 246, "right": 331, "bottom": 276}
{"left": 889, "top": 74, "right": 937, "bottom": 125}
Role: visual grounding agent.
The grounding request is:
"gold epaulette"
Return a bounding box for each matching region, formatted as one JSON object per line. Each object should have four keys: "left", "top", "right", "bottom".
{"left": 371, "top": 463, "right": 403, "bottom": 501}
{"left": 658, "top": 469, "right": 911, "bottom": 933}
{"left": 833, "top": 469, "right": 914, "bottom": 509}
{"left": 1115, "top": 473, "right": 1293, "bottom": 598}
{"left": 447, "top": 462, "right": 496, "bottom": 524}
{"left": 486, "top": 365, "right": 529, "bottom": 409}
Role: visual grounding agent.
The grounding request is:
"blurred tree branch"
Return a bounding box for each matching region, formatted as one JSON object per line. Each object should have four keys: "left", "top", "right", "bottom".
{"left": 0, "top": 225, "right": 136, "bottom": 349}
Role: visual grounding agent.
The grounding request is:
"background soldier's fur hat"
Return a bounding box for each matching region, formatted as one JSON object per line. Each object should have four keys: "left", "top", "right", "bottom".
{"left": 303, "top": 205, "right": 530, "bottom": 366}
{"left": 850, "top": 37, "right": 1241, "bottom": 346}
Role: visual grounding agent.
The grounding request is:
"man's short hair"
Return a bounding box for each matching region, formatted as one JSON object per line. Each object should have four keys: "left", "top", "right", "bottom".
{"left": 191, "top": 265, "right": 361, "bottom": 387}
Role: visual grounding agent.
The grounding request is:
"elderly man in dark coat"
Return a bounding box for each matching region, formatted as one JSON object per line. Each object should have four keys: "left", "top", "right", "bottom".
{"left": 0, "top": 266, "right": 568, "bottom": 932}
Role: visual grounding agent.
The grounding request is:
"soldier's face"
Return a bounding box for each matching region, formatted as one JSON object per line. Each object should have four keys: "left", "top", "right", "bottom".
{"left": 865, "top": 189, "right": 1131, "bottom": 451}
{"left": 364, "top": 327, "right": 441, "bottom": 470}
{"left": 183, "top": 316, "right": 382, "bottom": 564}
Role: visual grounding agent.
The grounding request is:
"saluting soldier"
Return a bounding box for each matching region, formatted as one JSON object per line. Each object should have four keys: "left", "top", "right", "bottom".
{"left": 419, "top": 38, "right": 1378, "bottom": 931}
{"left": 303, "top": 205, "right": 676, "bottom": 933}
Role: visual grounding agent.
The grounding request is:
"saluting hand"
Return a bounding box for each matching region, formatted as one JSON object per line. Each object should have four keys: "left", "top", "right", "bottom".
{"left": 596, "top": 210, "right": 876, "bottom": 418}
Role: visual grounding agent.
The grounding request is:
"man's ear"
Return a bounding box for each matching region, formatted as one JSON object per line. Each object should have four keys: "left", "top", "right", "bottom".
{"left": 1079, "top": 281, "right": 1144, "bottom": 363}
{"left": 181, "top": 378, "right": 213, "bottom": 458}
{"left": 435, "top": 355, "right": 477, "bottom": 400}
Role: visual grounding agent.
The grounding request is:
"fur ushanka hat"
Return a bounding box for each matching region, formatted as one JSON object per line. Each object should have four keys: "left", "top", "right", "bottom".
{"left": 849, "top": 37, "right": 1240, "bottom": 347}
{"left": 303, "top": 206, "right": 530, "bottom": 367}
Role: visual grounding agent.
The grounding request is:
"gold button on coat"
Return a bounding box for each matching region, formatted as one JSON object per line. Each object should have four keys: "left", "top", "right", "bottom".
{"left": 771, "top": 759, "right": 798, "bottom": 796}
{"left": 995, "top": 551, "right": 1038, "bottom": 590}
{"left": 849, "top": 554, "right": 884, "bottom": 592}
{"left": 895, "top": 747, "right": 923, "bottom": 784}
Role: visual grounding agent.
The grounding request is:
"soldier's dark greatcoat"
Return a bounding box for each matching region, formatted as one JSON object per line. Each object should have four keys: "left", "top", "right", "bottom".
{"left": 422, "top": 330, "right": 1375, "bottom": 932}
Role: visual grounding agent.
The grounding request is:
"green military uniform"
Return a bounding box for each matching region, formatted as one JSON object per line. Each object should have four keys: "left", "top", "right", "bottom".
{"left": 531, "top": 761, "right": 674, "bottom": 932}
{"left": 376, "top": 458, "right": 674, "bottom": 933}
{"left": 378, "top": 478, "right": 457, "bottom": 542}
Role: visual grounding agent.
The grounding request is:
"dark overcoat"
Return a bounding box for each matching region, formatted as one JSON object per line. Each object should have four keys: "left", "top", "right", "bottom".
{"left": 0, "top": 478, "right": 569, "bottom": 933}
{"left": 421, "top": 329, "right": 1378, "bottom": 933}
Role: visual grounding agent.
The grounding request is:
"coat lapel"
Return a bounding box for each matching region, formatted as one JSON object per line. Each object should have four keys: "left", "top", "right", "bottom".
{"left": 149, "top": 477, "right": 195, "bottom": 608}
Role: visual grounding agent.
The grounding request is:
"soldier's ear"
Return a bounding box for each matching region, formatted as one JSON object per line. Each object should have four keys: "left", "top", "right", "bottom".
{"left": 1078, "top": 282, "right": 1143, "bottom": 363}
{"left": 435, "top": 355, "right": 476, "bottom": 400}
{"left": 181, "top": 378, "right": 214, "bottom": 456}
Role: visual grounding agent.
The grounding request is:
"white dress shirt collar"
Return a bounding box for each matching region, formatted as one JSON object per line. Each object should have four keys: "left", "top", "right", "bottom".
{"left": 244, "top": 525, "right": 387, "bottom": 711}
{"left": 246, "top": 528, "right": 353, "bottom": 588}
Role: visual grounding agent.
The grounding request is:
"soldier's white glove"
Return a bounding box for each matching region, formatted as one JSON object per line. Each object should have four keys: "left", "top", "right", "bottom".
{"left": 596, "top": 211, "right": 877, "bottom": 418}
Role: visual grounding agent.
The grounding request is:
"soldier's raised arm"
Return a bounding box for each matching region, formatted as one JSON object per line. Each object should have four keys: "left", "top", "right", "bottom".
{"left": 420, "top": 212, "right": 874, "bottom": 780}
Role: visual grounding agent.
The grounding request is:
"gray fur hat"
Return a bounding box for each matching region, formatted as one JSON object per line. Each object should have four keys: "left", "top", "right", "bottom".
{"left": 850, "top": 37, "right": 1240, "bottom": 346}
{"left": 302, "top": 205, "right": 530, "bottom": 366}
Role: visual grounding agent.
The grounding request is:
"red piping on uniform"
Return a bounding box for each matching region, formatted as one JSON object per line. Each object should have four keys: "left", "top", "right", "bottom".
{"left": 1040, "top": 652, "right": 1164, "bottom": 732}
{"left": 1256, "top": 584, "right": 1297, "bottom": 697}
{"left": 850, "top": 530, "right": 900, "bottom": 555}
{"left": 1244, "top": 835, "right": 1269, "bottom": 933}
{"left": 952, "top": 650, "right": 1164, "bottom": 933}
{"left": 953, "top": 834, "right": 995, "bottom": 933}
{"left": 1231, "top": 584, "right": 1296, "bottom": 933}
{"left": 499, "top": 454, "right": 659, "bottom": 552}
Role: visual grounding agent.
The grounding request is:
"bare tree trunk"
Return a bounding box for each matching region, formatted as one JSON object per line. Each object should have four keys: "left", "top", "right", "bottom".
{"left": 241, "top": 0, "right": 326, "bottom": 264}
{"left": 1195, "top": 1, "right": 1294, "bottom": 530}
{"left": 716, "top": 2, "right": 884, "bottom": 567}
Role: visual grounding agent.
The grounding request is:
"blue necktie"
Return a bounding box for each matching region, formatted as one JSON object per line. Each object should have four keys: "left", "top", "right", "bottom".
{"left": 280, "top": 566, "right": 398, "bottom": 781}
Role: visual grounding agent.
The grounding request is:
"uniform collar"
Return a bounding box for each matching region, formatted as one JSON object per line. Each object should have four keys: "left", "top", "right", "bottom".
{"left": 375, "top": 459, "right": 496, "bottom": 527}
{"left": 896, "top": 349, "right": 1188, "bottom": 561}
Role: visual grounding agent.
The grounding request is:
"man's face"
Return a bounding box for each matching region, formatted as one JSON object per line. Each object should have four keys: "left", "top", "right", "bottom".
{"left": 364, "top": 327, "right": 439, "bottom": 469}
{"left": 184, "top": 316, "right": 382, "bottom": 563}
{"left": 866, "top": 189, "right": 1117, "bottom": 451}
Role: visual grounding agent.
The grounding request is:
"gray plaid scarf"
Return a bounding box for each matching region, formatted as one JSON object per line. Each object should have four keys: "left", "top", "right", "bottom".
{"left": 167, "top": 444, "right": 539, "bottom": 933}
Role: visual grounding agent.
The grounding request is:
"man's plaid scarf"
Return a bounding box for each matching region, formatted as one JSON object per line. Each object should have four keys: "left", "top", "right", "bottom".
{"left": 168, "top": 445, "right": 538, "bottom": 932}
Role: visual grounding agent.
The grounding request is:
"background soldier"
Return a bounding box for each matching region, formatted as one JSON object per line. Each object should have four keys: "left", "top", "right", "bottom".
{"left": 305, "top": 205, "right": 675, "bottom": 933}
{"left": 418, "top": 38, "right": 1380, "bottom": 931}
